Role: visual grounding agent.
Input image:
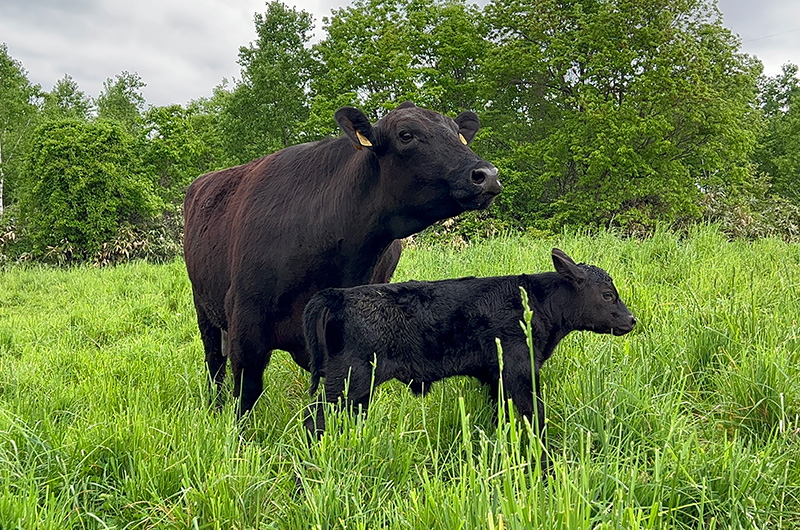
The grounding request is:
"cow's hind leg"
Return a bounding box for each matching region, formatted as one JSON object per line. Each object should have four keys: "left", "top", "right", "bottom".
{"left": 196, "top": 306, "right": 227, "bottom": 408}
{"left": 228, "top": 313, "right": 272, "bottom": 419}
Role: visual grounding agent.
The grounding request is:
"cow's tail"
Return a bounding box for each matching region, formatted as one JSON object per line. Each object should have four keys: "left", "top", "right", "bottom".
{"left": 304, "top": 296, "right": 331, "bottom": 396}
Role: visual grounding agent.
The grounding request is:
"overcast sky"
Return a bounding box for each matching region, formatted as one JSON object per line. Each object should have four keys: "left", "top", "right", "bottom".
{"left": 1, "top": 0, "right": 799, "bottom": 108}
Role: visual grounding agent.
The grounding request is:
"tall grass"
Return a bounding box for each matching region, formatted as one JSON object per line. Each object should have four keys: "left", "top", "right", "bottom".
{"left": 0, "top": 225, "right": 798, "bottom": 529}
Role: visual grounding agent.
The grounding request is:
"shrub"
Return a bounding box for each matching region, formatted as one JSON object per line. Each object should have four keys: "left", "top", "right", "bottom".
{"left": 17, "top": 119, "right": 160, "bottom": 261}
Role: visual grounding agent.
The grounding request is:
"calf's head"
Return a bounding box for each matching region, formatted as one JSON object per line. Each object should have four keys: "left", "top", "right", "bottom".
{"left": 552, "top": 248, "right": 636, "bottom": 336}
{"left": 335, "top": 101, "right": 502, "bottom": 233}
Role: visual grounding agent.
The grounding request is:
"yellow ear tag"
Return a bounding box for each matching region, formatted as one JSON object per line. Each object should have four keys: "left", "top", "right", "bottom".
{"left": 356, "top": 131, "right": 373, "bottom": 147}
{"left": 459, "top": 133, "right": 468, "bottom": 145}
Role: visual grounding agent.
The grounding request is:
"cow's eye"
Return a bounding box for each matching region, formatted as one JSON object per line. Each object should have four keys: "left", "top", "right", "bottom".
{"left": 399, "top": 131, "right": 413, "bottom": 143}
{"left": 603, "top": 292, "right": 615, "bottom": 301}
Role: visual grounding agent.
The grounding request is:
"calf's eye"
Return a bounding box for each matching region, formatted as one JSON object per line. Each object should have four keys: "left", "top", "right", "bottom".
{"left": 603, "top": 292, "right": 614, "bottom": 301}
{"left": 399, "top": 131, "right": 413, "bottom": 143}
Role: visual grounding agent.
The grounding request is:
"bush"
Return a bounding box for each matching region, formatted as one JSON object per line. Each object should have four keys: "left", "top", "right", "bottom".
{"left": 703, "top": 185, "right": 800, "bottom": 241}
{"left": 17, "top": 119, "right": 160, "bottom": 261}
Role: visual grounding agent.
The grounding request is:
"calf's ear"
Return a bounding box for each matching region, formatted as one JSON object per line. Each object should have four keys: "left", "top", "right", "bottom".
{"left": 454, "top": 111, "right": 480, "bottom": 144}
{"left": 552, "top": 248, "right": 586, "bottom": 287}
{"left": 335, "top": 107, "right": 375, "bottom": 150}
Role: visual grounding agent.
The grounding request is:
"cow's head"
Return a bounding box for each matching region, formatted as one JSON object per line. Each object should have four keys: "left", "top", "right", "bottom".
{"left": 552, "top": 248, "right": 636, "bottom": 336}
{"left": 335, "top": 101, "right": 502, "bottom": 235}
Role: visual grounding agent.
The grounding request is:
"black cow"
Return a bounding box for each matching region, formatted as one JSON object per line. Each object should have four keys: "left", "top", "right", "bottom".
{"left": 183, "top": 102, "right": 501, "bottom": 417}
{"left": 303, "top": 249, "right": 636, "bottom": 443}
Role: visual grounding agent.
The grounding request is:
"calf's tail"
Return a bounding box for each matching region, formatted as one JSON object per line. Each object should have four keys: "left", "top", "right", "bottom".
{"left": 303, "top": 296, "right": 331, "bottom": 396}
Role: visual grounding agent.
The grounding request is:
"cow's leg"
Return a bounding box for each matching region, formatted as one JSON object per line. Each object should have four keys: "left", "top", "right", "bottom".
{"left": 195, "top": 305, "right": 226, "bottom": 407}
{"left": 227, "top": 311, "right": 272, "bottom": 419}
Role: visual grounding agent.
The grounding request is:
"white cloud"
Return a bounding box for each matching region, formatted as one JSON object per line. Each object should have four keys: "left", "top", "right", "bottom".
{"left": 1, "top": 0, "right": 269, "bottom": 105}
{"left": 718, "top": 0, "right": 800, "bottom": 76}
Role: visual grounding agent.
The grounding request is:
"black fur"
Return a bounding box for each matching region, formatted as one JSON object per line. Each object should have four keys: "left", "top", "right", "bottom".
{"left": 303, "top": 248, "right": 635, "bottom": 444}
{"left": 183, "top": 102, "right": 501, "bottom": 417}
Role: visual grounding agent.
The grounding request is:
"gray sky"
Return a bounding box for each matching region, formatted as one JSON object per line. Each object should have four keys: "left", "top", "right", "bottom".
{"left": 1, "top": 0, "right": 799, "bottom": 108}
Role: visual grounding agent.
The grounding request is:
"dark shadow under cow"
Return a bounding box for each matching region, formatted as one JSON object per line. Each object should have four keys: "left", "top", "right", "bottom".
{"left": 303, "top": 249, "right": 636, "bottom": 460}
{"left": 183, "top": 102, "right": 501, "bottom": 417}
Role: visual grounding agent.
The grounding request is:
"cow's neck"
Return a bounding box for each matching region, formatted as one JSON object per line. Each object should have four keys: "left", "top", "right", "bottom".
{"left": 521, "top": 274, "right": 573, "bottom": 365}
{"left": 310, "top": 148, "right": 401, "bottom": 284}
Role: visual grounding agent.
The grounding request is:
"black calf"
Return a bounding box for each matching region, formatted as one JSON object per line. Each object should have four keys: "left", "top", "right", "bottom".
{"left": 303, "top": 248, "right": 635, "bottom": 444}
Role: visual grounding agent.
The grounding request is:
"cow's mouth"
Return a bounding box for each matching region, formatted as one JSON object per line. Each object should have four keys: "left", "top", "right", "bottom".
{"left": 611, "top": 323, "right": 635, "bottom": 335}
{"left": 454, "top": 177, "right": 502, "bottom": 211}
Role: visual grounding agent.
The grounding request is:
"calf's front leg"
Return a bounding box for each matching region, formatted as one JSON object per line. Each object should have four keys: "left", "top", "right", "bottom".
{"left": 305, "top": 357, "right": 375, "bottom": 438}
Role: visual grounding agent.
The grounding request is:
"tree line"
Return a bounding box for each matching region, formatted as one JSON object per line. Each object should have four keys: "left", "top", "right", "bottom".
{"left": 1, "top": 0, "right": 799, "bottom": 264}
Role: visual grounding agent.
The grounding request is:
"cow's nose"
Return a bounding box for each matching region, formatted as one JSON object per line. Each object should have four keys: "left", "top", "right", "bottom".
{"left": 629, "top": 315, "right": 637, "bottom": 327}
{"left": 472, "top": 165, "right": 502, "bottom": 195}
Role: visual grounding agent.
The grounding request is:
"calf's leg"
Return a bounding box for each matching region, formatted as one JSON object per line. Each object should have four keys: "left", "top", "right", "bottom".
{"left": 305, "top": 357, "right": 374, "bottom": 437}
{"left": 505, "top": 364, "right": 551, "bottom": 475}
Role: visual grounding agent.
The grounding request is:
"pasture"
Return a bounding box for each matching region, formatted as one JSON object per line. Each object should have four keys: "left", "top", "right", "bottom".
{"left": 0, "top": 226, "right": 798, "bottom": 529}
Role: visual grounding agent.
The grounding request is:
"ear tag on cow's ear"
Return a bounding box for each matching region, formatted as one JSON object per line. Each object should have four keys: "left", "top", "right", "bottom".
{"left": 356, "top": 131, "right": 373, "bottom": 147}
{"left": 459, "top": 133, "right": 468, "bottom": 145}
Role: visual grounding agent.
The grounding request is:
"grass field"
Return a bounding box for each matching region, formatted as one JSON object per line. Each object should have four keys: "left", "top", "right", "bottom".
{"left": 1, "top": 225, "right": 798, "bottom": 529}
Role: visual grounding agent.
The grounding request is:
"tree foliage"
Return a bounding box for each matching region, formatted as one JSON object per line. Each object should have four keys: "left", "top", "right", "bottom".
{"left": 311, "top": 0, "right": 487, "bottom": 122}
{"left": 481, "top": 0, "right": 761, "bottom": 230}
{"left": 96, "top": 71, "right": 147, "bottom": 135}
{"left": 3, "top": 0, "right": 800, "bottom": 263}
{"left": 19, "top": 119, "right": 158, "bottom": 258}
{"left": 141, "top": 104, "right": 227, "bottom": 206}
{"left": 754, "top": 63, "right": 800, "bottom": 201}
{"left": 221, "top": 1, "right": 314, "bottom": 162}
{"left": 41, "top": 74, "right": 93, "bottom": 121}
{"left": 0, "top": 43, "right": 40, "bottom": 217}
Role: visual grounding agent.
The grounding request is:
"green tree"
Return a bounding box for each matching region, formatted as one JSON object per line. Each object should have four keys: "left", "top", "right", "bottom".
{"left": 407, "top": 0, "right": 489, "bottom": 114}
{"left": 142, "top": 102, "right": 228, "bottom": 206}
{"left": 19, "top": 119, "right": 158, "bottom": 259}
{"left": 310, "top": 0, "right": 487, "bottom": 122}
{"left": 0, "top": 44, "right": 41, "bottom": 218}
{"left": 222, "top": 1, "right": 314, "bottom": 163}
{"left": 41, "top": 74, "right": 93, "bottom": 121}
{"left": 482, "top": 0, "right": 761, "bottom": 231}
{"left": 754, "top": 63, "right": 800, "bottom": 200}
{"left": 96, "top": 71, "right": 147, "bottom": 135}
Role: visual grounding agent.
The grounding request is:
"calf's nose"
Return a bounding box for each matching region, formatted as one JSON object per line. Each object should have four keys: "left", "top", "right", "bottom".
{"left": 471, "top": 165, "right": 502, "bottom": 196}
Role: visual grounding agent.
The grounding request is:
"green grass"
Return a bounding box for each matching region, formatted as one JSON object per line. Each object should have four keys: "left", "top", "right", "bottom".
{"left": 1, "top": 225, "right": 798, "bottom": 529}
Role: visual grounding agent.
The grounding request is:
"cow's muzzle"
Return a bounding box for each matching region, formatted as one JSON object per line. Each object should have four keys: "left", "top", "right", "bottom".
{"left": 471, "top": 165, "right": 502, "bottom": 197}
{"left": 612, "top": 314, "right": 637, "bottom": 335}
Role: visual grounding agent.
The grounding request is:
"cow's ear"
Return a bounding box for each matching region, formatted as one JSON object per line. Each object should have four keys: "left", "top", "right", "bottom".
{"left": 454, "top": 111, "right": 480, "bottom": 145}
{"left": 552, "top": 248, "right": 586, "bottom": 287}
{"left": 335, "top": 107, "right": 375, "bottom": 150}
